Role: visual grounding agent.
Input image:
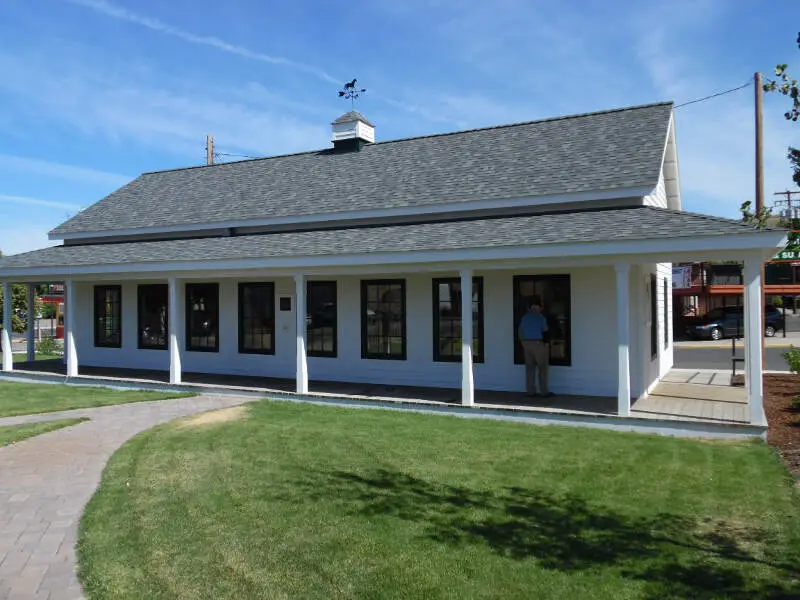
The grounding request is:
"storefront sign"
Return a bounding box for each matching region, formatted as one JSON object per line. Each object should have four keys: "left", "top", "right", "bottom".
{"left": 773, "top": 231, "right": 800, "bottom": 262}
{"left": 672, "top": 266, "right": 693, "bottom": 289}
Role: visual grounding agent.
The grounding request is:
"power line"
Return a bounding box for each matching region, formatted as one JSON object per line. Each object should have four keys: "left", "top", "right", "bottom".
{"left": 214, "top": 151, "right": 258, "bottom": 160}
{"left": 674, "top": 80, "right": 752, "bottom": 109}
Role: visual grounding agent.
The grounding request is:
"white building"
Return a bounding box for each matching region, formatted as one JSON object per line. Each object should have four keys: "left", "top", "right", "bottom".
{"left": 0, "top": 103, "right": 785, "bottom": 424}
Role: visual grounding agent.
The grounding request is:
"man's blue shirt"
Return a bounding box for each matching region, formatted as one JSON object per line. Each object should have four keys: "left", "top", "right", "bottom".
{"left": 518, "top": 312, "right": 548, "bottom": 341}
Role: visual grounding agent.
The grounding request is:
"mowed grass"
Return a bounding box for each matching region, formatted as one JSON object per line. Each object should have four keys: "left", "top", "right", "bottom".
{"left": 0, "top": 417, "right": 88, "bottom": 446}
{"left": 78, "top": 401, "right": 800, "bottom": 600}
{"left": 13, "top": 353, "right": 61, "bottom": 362}
{"left": 0, "top": 381, "right": 190, "bottom": 418}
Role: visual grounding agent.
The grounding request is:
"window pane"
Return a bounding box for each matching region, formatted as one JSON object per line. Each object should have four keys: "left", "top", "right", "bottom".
{"left": 513, "top": 275, "right": 571, "bottom": 366}
{"left": 138, "top": 285, "right": 168, "bottom": 350}
{"left": 362, "top": 280, "right": 406, "bottom": 359}
{"left": 307, "top": 281, "right": 337, "bottom": 357}
{"left": 186, "top": 283, "right": 219, "bottom": 352}
{"left": 94, "top": 285, "right": 121, "bottom": 348}
{"left": 433, "top": 278, "right": 483, "bottom": 362}
{"left": 239, "top": 283, "right": 274, "bottom": 354}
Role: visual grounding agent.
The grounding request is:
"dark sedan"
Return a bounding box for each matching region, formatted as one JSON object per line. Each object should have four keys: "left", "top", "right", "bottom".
{"left": 687, "top": 306, "right": 785, "bottom": 340}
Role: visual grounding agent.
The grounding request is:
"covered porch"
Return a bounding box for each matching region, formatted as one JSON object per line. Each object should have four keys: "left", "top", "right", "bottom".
{"left": 4, "top": 359, "right": 755, "bottom": 434}
{"left": 0, "top": 207, "right": 786, "bottom": 431}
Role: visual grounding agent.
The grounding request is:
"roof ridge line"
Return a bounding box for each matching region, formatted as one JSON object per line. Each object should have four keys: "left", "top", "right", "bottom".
{"left": 140, "top": 101, "right": 675, "bottom": 177}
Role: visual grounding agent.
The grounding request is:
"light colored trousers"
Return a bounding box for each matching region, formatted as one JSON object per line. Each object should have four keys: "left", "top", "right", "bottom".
{"left": 521, "top": 340, "right": 549, "bottom": 395}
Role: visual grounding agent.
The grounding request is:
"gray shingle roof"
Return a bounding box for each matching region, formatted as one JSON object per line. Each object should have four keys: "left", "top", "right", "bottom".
{"left": 3, "top": 207, "right": 768, "bottom": 272}
{"left": 332, "top": 110, "right": 374, "bottom": 126}
{"left": 50, "top": 102, "right": 674, "bottom": 237}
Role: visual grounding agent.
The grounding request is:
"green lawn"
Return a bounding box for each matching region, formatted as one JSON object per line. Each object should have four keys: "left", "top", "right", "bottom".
{"left": 78, "top": 401, "right": 800, "bottom": 600}
{"left": 0, "top": 417, "right": 88, "bottom": 446}
{"left": 0, "top": 381, "right": 190, "bottom": 418}
{"left": 12, "top": 353, "right": 61, "bottom": 362}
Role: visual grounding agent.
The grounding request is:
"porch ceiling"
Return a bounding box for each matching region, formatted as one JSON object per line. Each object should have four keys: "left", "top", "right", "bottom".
{"left": 0, "top": 206, "right": 786, "bottom": 279}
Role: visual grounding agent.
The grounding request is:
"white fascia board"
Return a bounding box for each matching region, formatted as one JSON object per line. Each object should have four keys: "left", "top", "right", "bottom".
{"left": 7, "top": 230, "right": 786, "bottom": 280}
{"left": 49, "top": 186, "right": 654, "bottom": 241}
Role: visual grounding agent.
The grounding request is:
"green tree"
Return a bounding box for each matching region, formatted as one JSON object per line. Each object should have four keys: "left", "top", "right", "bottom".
{"left": 0, "top": 249, "right": 33, "bottom": 333}
{"left": 763, "top": 31, "right": 800, "bottom": 189}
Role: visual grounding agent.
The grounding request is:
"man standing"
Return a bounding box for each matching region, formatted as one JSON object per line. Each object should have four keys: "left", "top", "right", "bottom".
{"left": 518, "top": 296, "right": 553, "bottom": 398}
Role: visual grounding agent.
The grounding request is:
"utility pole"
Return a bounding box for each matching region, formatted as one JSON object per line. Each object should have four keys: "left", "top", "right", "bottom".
{"left": 755, "top": 72, "right": 766, "bottom": 370}
{"left": 206, "top": 135, "right": 214, "bottom": 165}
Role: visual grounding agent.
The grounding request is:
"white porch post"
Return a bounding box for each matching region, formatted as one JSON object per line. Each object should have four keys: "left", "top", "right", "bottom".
{"left": 743, "top": 257, "right": 766, "bottom": 425}
{"left": 26, "top": 283, "right": 36, "bottom": 362}
{"left": 2, "top": 282, "right": 13, "bottom": 372}
{"left": 295, "top": 274, "right": 309, "bottom": 394}
{"left": 168, "top": 277, "right": 183, "bottom": 385}
{"left": 65, "top": 279, "right": 78, "bottom": 377}
{"left": 460, "top": 269, "right": 475, "bottom": 406}
{"left": 615, "top": 264, "right": 631, "bottom": 417}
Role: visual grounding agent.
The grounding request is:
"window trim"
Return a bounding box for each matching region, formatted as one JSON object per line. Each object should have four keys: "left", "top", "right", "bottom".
{"left": 93, "top": 285, "right": 122, "bottom": 348}
{"left": 432, "top": 277, "right": 484, "bottom": 363}
{"left": 513, "top": 274, "right": 571, "bottom": 367}
{"left": 307, "top": 280, "right": 338, "bottom": 358}
{"left": 137, "top": 284, "right": 168, "bottom": 350}
{"left": 650, "top": 274, "right": 658, "bottom": 359}
{"left": 361, "top": 279, "right": 407, "bottom": 360}
{"left": 238, "top": 282, "right": 275, "bottom": 355}
{"left": 663, "top": 278, "right": 669, "bottom": 350}
{"left": 185, "top": 282, "right": 220, "bottom": 353}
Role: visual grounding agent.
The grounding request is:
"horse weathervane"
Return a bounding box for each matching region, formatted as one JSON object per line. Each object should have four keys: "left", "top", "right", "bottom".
{"left": 338, "top": 78, "right": 366, "bottom": 110}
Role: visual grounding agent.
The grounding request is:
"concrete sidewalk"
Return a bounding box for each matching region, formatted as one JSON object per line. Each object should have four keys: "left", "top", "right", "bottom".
{"left": 0, "top": 395, "right": 254, "bottom": 600}
{"left": 675, "top": 330, "right": 800, "bottom": 349}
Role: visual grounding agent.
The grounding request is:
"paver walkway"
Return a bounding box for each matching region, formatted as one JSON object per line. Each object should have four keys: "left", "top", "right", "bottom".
{"left": 0, "top": 394, "right": 254, "bottom": 600}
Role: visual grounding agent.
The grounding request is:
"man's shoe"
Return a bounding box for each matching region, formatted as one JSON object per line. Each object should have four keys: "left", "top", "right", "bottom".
{"left": 542, "top": 392, "right": 555, "bottom": 398}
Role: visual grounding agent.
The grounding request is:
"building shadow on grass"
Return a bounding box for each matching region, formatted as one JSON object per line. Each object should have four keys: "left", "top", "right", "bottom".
{"left": 293, "top": 469, "right": 800, "bottom": 599}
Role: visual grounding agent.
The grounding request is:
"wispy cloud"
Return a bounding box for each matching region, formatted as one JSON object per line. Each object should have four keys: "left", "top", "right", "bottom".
{"left": 0, "top": 154, "right": 130, "bottom": 187}
{"left": 0, "top": 225, "right": 59, "bottom": 256}
{"left": 0, "top": 194, "right": 82, "bottom": 211}
{"left": 66, "top": 0, "right": 340, "bottom": 84}
{"left": 0, "top": 51, "right": 329, "bottom": 158}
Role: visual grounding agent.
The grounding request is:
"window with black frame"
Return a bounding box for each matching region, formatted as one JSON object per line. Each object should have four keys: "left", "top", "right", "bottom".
{"left": 513, "top": 275, "right": 571, "bottom": 366}
{"left": 186, "top": 283, "right": 219, "bottom": 352}
{"left": 138, "top": 284, "right": 168, "bottom": 350}
{"left": 238, "top": 282, "right": 274, "bottom": 354}
{"left": 94, "top": 285, "right": 122, "bottom": 348}
{"left": 307, "top": 281, "right": 337, "bottom": 357}
{"left": 361, "top": 280, "right": 406, "bottom": 359}
{"left": 433, "top": 277, "right": 484, "bottom": 362}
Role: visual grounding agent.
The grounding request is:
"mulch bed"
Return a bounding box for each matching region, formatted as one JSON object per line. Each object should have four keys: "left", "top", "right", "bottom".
{"left": 764, "top": 374, "right": 800, "bottom": 482}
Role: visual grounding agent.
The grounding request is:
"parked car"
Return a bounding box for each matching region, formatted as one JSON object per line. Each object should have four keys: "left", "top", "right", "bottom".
{"left": 686, "top": 306, "right": 785, "bottom": 340}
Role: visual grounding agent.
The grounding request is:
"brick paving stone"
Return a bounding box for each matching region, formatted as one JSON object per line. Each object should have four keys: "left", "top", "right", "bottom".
{"left": 0, "top": 394, "right": 253, "bottom": 600}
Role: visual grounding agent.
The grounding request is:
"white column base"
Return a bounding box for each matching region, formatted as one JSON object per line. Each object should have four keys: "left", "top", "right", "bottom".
{"left": 1, "top": 282, "right": 13, "bottom": 373}
{"left": 743, "top": 258, "right": 766, "bottom": 425}
{"left": 27, "top": 283, "right": 36, "bottom": 362}
{"left": 168, "top": 277, "right": 183, "bottom": 385}
{"left": 460, "top": 269, "right": 474, "bottom": 407}
{"left": 615, "top": 264, "right": 631, "bottom": 417}
{"left": 295, "top": 274, "right": 308, "bottom": 394}
{"left": 65, "top": 280, "right": 78, "bottom": 377}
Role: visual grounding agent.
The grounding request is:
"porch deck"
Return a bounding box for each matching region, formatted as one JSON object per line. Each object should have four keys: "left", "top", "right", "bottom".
{"left": 2, "top": 360, "right": 757, "bottom": 438}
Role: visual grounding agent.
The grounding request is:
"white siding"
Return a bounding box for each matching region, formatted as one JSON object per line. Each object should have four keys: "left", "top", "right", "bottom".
{"left": 74, "top": 266, "right": 629, "bottom": 398}
{"left": 643, "top": 169, "right": 668, "bottom": 208}
{"left": 629, "top": 263, "right": 673, "bottom": 399}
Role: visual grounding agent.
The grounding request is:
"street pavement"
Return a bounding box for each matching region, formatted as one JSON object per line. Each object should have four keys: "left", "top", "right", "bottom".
{"left": 674, "top": 345, "right": 790, "bottom": 372}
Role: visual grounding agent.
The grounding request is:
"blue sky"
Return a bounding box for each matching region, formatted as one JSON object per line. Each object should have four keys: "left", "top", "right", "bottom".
{"left": 0, "top": 0, "right": 797, "bottom": 255}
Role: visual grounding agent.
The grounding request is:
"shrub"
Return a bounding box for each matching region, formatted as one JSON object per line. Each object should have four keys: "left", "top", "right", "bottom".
{"left": 35, "top": 336, "right": 61, "bottom": 357}
{"left": 782, "top": 346, "right": 800, "bottom": 374}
